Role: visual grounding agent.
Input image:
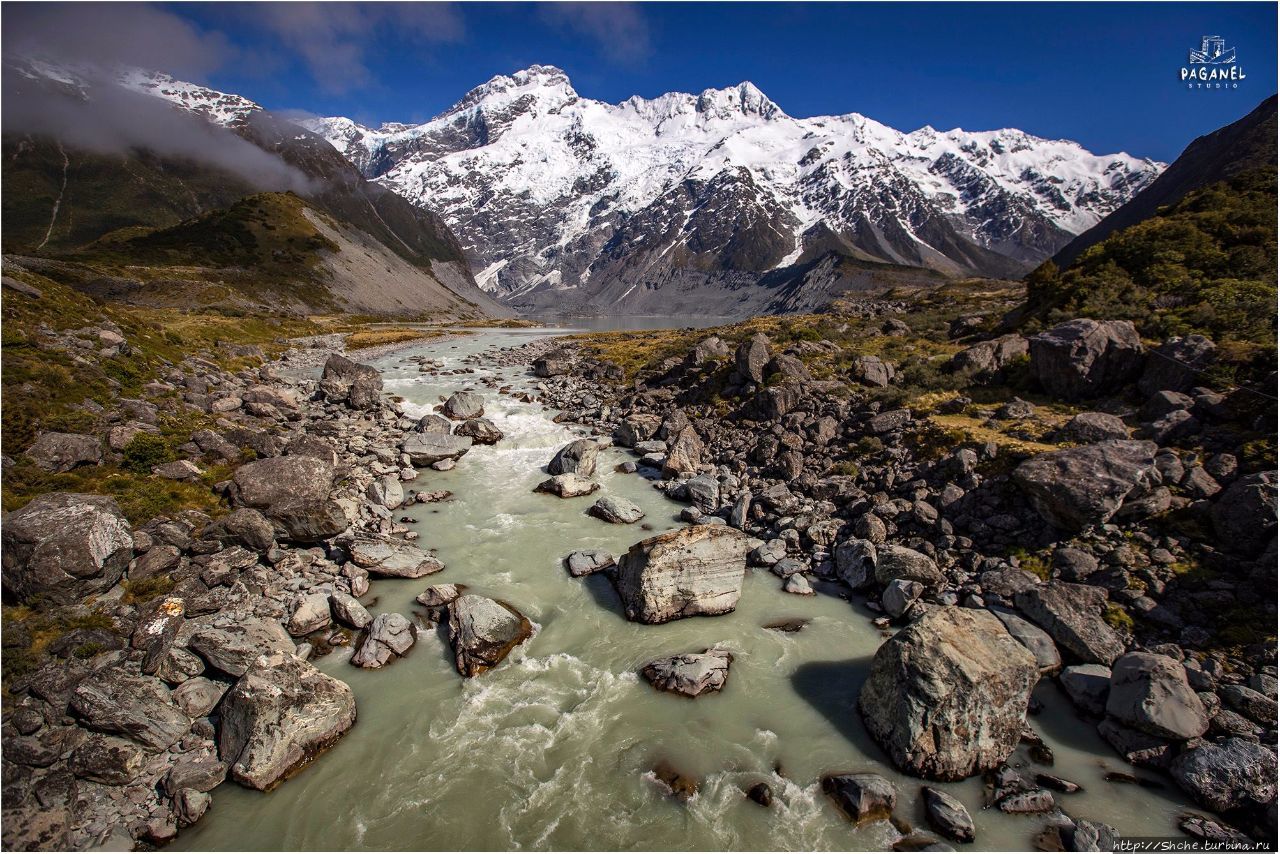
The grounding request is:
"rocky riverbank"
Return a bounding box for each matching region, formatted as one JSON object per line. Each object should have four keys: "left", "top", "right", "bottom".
{"left": 1, "top": 310, "right": 1274, "bottom": 850}
{"left": 505, "top": 313, "right": 1277, "bottom": 846}
{"left": 0, "top": 332, "right": 526, "bottom": 849}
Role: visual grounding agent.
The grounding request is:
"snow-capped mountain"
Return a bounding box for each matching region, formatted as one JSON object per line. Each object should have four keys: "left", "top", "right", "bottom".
{"left": 301, "top": 65, "right": 1163, "bottom": 315}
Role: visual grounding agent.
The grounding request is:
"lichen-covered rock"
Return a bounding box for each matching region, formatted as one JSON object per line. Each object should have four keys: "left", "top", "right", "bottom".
{"left": 1013, "top": 440, "right": 1159, "bottom": 532}
{"left": 1, "top": 493, "right": 134, "bottom": 605}
{"left": 218, "top": 651, "right": 356, "bottom": 790}
{"left": 447, "top": 594, "right": 533, "bottom": 677}
{"left": 1210, "top": 472, "right": 1277, "bottom": 557}
{"left": 1170, "top": 737, "right": 1277, "bottom": 814}
{"left": 611, "top": 525, "right": 749, "bottom": 624}
{"left": 187, "top": 618, "right": 296, "bottom": 677}
{"left": 24, "top": 432, "right": 101, "bottom": 473}
{"left": 858, "top": 607, "right": 1038, "bottom": 780}
{"left": 233, "top": 456, "right": 334, "bottom": 509}
{"left": 70, "top": 670, "right": 191, "bottom": 752}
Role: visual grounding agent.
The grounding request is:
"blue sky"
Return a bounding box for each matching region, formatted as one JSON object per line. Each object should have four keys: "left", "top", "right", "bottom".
{"left": 14, "top": 3, "right": 1280, "bottom": 161}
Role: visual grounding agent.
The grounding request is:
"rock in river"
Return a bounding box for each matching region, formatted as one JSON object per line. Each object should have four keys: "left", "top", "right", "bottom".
{"left": 1170, "top": 737, "right": 1277, "bottom": 814}
{"left": 588, "top": 495, "right": 645, "bottom": 524}
{"left": 1106, "top": 652, "right": 1208, "bottom": 740}
{"left": 821, "top": 773, "right": 897, "bottom": 824}
{"left": 610, "top": 525, "right": 749, "bottom": 624}
{"left": 642, "top": 648, "right": 732, "bottom": 697}
{"left": 547, "top": 438, "right": 599, "bottom": 477}
{"left": 535, "top": 473, "right": 600, "bottom": 498}
{"left": 442, "top": 391, "right": 484, "bottom": 420}
{"left": 350, "top": 613, "right": 416, "bottom": 669}
{"left": 447, "top": 594, "right": 533, "bottom": 677}
{"left": 218, "top": 651, "right": 357, "bottom": 790}
{"left": 564, "top": 550, "right": 614, "bottom": 577}
{"left": 1, "top": 492, "right": 134, "bottom": 605}
{"left": 922, "top": 786, "right": 975, "bottom": 843}
{"left": 858, "top": 607, "right": 1038, "bottom": 780}
{"left": 349, "top": 537, "right": 444, "bottom": 578}
{"left": 402, "top": 433, "right": 472, "bottom": 467}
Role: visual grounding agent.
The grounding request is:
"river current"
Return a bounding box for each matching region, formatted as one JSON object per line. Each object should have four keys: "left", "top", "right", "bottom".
{"left": 173, "top": 324, "right": 1197, "bottom": 851}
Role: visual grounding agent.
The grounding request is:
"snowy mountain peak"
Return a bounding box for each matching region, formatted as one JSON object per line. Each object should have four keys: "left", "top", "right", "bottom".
{"left": 695, "top": 81, "right": 783, "bottom": 120}
{"left": 449, "top": 63, "right": 578, "bottom": 117}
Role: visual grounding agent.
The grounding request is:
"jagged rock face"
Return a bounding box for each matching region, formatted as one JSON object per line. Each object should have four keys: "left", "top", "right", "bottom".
{"left": 301, "top": 65, "right": 1161, "bottom": 315}
{"left": 857, "top": 607, "right": 1039, "bottom": 781}
{"left": 611, "top": 525, "right": 750, "bottom": 624}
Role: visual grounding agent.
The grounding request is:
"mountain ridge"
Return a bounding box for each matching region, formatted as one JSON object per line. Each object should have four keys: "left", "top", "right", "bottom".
{"left": 300, "top": 64, "right": 1163, "bottom": 315}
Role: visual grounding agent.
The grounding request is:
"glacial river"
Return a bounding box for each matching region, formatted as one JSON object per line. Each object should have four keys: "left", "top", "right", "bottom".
{"left": 174, "top": 324, "right": 1198, "bottom": 851}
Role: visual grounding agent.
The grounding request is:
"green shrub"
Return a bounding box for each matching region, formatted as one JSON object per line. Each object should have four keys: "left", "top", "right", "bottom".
{"left": 121, "top": 433, "right": 172, "bottom": 474}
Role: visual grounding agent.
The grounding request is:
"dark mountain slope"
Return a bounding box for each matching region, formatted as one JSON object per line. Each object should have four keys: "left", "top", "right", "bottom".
{"left": 1053, "top": 96, "right": 1277, "bottom": 268}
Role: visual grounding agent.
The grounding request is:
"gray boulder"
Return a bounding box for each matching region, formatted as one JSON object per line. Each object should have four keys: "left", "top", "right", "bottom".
{"left": 455, "top": 418, "right": 503, "bottom": 445}
{"left": 922, "top": 786, "right": 975, "bottom": 843}
{"left": 611, "top": 525, "right": 749, "bottom": 624}
{"left": 24, "top": 432, "right": 101, "bottom": 473}
{"left": 735, "top": 333, "right": 771, "bottom": 384}
{"left": 442, "top": 391, "right": 484, "bottom": 420}
{"left": 821, "top": 773, "right": 897, "bottom": 824}
{"left": 287, "top": 593, "right": 333, "bottom": 636}
{"left": 1059, "top": 664, "right": 1112, "bottom": 716}
{"left": 834, "top": 539, "right": 877, "bottom": 590}
{"left": 233, "top": 456, "right": 333, "bottom": 509}
{"left": 851, "top": 355, "right": 895, "bottom": 387}
{"left": 564, "top": 550, "right": 614, "bottom": 577}
{"left": 415, "top": 584, "right": 467, "bottom": 607}
{"left": 204, "top": 507, "right": 276, "bottom": 552}
{"left": 588, "top": 495, "right": 645, "bottom": 524}
{"left": 350, "top": 612, "right": 415, "bottom": 669}
{"left": 447, "top": 594, "right": 533, "bottom": 677}
{"left": 1015, "top": 582, "right": 1124, "bottom": 665}
{"left": 535, "top": 473, "right": 600, "bottom": 498}
{"left": 71, "top": 670, "right": 191, "bottom": 752}
{"left": 1060, "top": 412, "right": 1130, "bottom": 443}
{"left": 218, "top": 651, "right": 357, "bottom": 790}
{"left": 1013, "top": 440, "right": 1159, "bottom": 531}
{"left": 1210, "top": 472, "right": 1277, "bottom": 557}
{"left": 1170, "top": 737, "right": 1278, "bottom": 814}
{"left": 1106, "top": 652, "right": 1208, "bottom": 739}
{"left": 1139, "top": 335, "right": 1216, "bottom": 396}
{"left": 267, "top": 498, "right": 349, "bottom": 542}
{"left": 882, "top": 579, "right": 923, "bottom": 618}
{"left": 187, "top": 619, "right": 296, "bottom": 677}
{"left": 875, "top": 544, "right": 944, "bottom": 587}
{"left": 349, "top": 537, "right": 443, "bottom": 578}
{"left": 1029, "top": 318, "right": 1144, "bottom": 400}
{"left": 366, "top": 475, "right": 404, "bottom": 510}
{"left": 319, "top": 353, "right": 382, "bottom": 409}
{"left": 858, "top": 607, "right": 1038, "bottom": 780}
{"left": 401, "top": 433, "right": 472, "bottom": 466}
{"left": 613, "top": 415, "right": 662, "bottom": 448}
{"left": 663, "top": 425, "right": 704, "bottom": 477}
{"left": 950, "top": 333, "right": 1028, "bottom": 377}
{"left": 548, "top": 438, "right": 599, "bottom": 477}
{"left": 1, "top": 493, "right": 134, "bottom": 605}
{"left": 642, "top": 648, "right": 732, "bottom": 697}
{"left": 329, "top": 592, "right": 372, "bottom": 630}
{"left": 69, "top": 735, "right": 147, "bottom": 785}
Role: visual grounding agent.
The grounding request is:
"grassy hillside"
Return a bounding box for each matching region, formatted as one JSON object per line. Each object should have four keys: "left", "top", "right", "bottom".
{"left": 1020, "top": 167, "right": 1277, "bottom": 381}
